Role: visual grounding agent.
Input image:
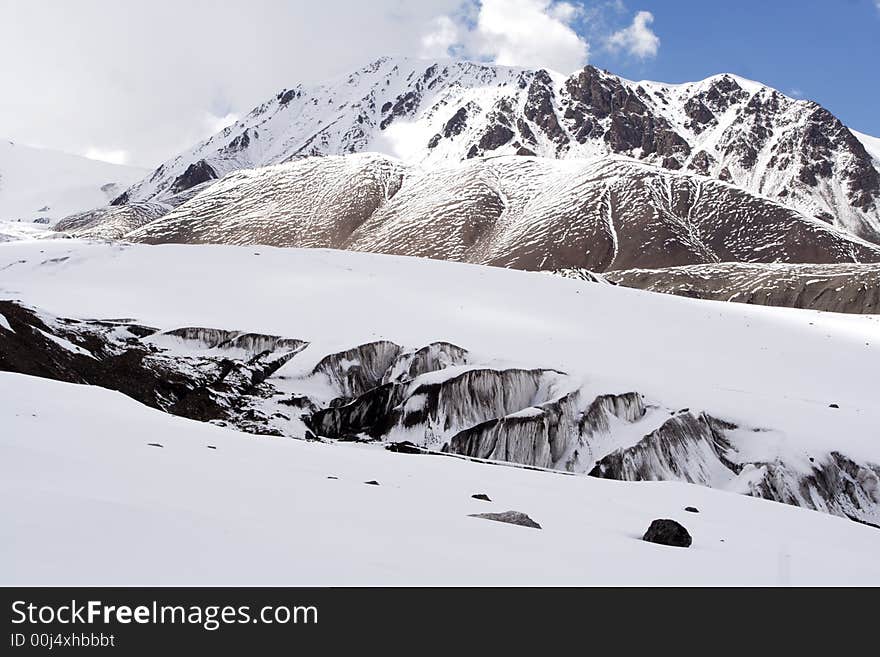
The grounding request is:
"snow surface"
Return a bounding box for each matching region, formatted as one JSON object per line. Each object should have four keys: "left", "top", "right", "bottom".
{"left": 853, "top": 129, "right": 880, "bottom": 166}
{"left": 0, "top": 140, "right": 145, "bottom": 224}
{"left": 1, "top": 238, "right": 879, "bottom": 470}
{"left": 2, "top": 372, "right": 879, "bottom": 586}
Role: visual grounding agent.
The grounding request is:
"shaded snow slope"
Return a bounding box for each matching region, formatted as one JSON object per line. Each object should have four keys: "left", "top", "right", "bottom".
{"left": 853, "top": 129, "right": 880, "bottom": 166}
{"left": 112, "top": 57, "right": 880, "bottom": 242}
{"left": 2, "top": 372, "right": 879, "bottom": 586}
{"left": 0, "top": 140, "right": 145, "bottom": 224}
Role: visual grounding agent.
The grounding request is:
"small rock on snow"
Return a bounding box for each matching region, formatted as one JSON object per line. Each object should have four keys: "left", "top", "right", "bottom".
{"left": 469, "top": 511, "right": 541, "bottom": 529}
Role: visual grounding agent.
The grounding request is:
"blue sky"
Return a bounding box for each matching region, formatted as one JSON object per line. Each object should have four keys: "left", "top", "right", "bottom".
{"left": 586, "top": 0, "right": 880, "bottom": 135}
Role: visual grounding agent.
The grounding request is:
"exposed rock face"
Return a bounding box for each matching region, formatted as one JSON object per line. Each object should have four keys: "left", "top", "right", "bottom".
{"left": 3, "top": 301, "right": 878, "bottom": 528}
{"left": 0, "top": 300, "right": 307, "bottom": 434}
{"left": 643, "top": 519, "right": 692, "bottom": 548}
{"left": 112, "top": 155, "right": 880, "bottom": 271}
{"left": 590, "top": 412, "right": 880, "bottom": 527}
{"left": 448, "top": 390, "right": 647, "bottom": 471}
{"left": 743, "top": 453, "right": 880, "bottom": 528}
{"left": 106, "top": 57, "right": 880, "bottom": 244}
{"left": 590, "top": 412, "right": 740, "bottom": 486}
{"left": 603, "top": 262, "right": 880, "bottom": 314}
{"left": 469, "top": 511, "right": 542, "bottom": 529}
{"left": 170, "top": 159, "right": 218, "bottom": 195}
{"left": 312, "top": 340, "right": 403, "bottom": 399}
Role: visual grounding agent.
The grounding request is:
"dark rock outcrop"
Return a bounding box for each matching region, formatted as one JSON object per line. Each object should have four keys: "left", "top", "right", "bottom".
{"left": 448, "top": 390, "right": 646, "bottom": 472}
{"left": 170, "top": 159, "right": 218, "bottom": 195}
{"left": 589, "top": 412, "right": 740, "bottom": 485}
{"left": 642, "top": 519, "right": 692, "bottom": 547}
{"left": 0, "top": 300, "right": 306, "bottom": 434}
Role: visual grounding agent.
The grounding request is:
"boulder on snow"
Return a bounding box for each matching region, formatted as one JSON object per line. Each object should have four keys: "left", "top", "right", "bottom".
{"left": 469, "top": 510, "right": 541, "bottom": 529}
{"left": 684, "top": 506, "right": 699, "bottom": 513}
{"left": 386, "top": 441, "right": 422, "bottom": 454}
{"left": 471, "top": 493, "right": 492, "bottom": 501}
{"left": 642, "top": 519, "right": 692, "bottom": 547}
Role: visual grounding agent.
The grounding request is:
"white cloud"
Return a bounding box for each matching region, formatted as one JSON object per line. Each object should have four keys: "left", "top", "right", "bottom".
{"left": 607, "top": 10, "right": 660, "bottom": 59}
{"left": 204, "top": 112, "right": 240, "bottom": 136}
{"left": 0, "top": 0, "right": 463, "bottom": 168}
{"left": 548, "top": 1, "right": 581, "bottom": 23}
{"left": 473, "top": 0, "right": 589, "bottom": 72}
{"left": 422, "top": 0, "right": 590, "bottom": 73}
{"left": 83, "top": 148, "right": 130, "bottom": 165}
{"left": 421, "top": 16, "right": 460, "bottom": 58}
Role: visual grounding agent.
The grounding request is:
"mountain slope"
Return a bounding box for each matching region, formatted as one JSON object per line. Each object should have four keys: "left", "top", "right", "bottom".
{"left": 111, "top": 57, "right": 880, "bottom": 243}
{"left": 0, "top": 140, "right": 145, "bottom": 224}
{"left": 109, "top": 154, "right": 880, "bottom": 271}
{"left": 601, "top": 262, "right": 880, "bottom": 314}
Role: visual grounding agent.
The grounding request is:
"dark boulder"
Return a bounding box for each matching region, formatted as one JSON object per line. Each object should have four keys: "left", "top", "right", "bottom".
{"left": 642, "top": 519, "right": 692, "bottom": 547}
{"left": 386, "top": 441, "right": 421, "bottom": 454}
{"left": 471, "top": 493, "right": 492, "bottom": 502}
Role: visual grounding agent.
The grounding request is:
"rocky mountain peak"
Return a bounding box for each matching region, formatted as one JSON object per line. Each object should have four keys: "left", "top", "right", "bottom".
{"left": 110, "top": 57, "right": 880, "bottom": 244}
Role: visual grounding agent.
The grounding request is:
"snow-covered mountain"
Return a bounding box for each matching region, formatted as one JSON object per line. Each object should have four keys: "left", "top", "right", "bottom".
{"left": 111, "top": 56, "right": 880, "bottom": 243}
{"left": 62, "top": 153, "right": 880, "bottom": 271}
{"left": 0, "top": 140, "right": 145, "bottom": 224}
{"left": 2, "top": 239, "right": 879, "bottom": 531}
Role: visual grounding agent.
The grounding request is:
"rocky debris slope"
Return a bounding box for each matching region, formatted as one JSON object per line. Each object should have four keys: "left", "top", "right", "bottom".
{"left": 3, "top": 299, "right": 876, "bottom": 527}
{"left": 53, "top": 181, "right": 218, "bottom": 240}
{"left": 591, "top": 413, "right": 880, "bottom": 528}
{"left": 108, "top": 57, "right": 880, "bottom": 243}
{"left": 0, "top": 300, "right": 307, "bottom": 435}
{"left": 600, "top": 262, "right": 880, "bottom": 314}
{"left": 54, "top": 203, "right": 169, "bottom": 240}
{"left": 74, "top": 154, "right": 880, "bottom": 272}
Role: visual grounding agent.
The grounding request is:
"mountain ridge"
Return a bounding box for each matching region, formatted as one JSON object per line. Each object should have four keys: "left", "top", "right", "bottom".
{"left": 84, "top": 153, "right": 880, "bottom": 273}
{"left": 111, "top": 56, "right": 880, "bottom": 243}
